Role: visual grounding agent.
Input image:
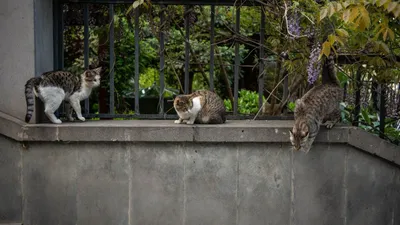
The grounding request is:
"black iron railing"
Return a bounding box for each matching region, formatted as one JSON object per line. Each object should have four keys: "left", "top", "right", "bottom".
{"left": 53, "top": 0, "right": 399, "bottom": 142}
{"left": 54, "top": 0, "right": 287, "bottom": 120}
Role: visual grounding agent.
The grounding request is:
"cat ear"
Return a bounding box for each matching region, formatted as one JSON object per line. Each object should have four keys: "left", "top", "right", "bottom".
{"left": 92, "top": 67, "right": 102, "bottom": 75}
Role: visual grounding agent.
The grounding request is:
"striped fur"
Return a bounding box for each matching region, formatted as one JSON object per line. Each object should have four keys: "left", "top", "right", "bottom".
{"left": 25, "top": 78, "right": 41, "bottom": 122}
{"left": 174, "top": 90, "right": 226, "bottom": 124}
{"left": 290, "top": 54, "right": 342, "bottom": 153}
{"left": 24, "top": 67, "right": 101, "bottom": 123}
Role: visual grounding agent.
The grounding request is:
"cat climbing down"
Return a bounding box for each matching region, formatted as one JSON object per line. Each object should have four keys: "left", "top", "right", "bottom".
{"left": 25, "top": 67, "right": 102, "bottom": 124}
{"left": 289, "top": 54, "right": 342, "bottom": 153}
{"left": 173, "top": 90, "right": 226, "bottom": 124}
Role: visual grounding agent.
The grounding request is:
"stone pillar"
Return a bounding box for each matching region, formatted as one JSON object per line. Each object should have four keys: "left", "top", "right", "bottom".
{"left": 0, "top": 0, "right": 53, "bottom": 122}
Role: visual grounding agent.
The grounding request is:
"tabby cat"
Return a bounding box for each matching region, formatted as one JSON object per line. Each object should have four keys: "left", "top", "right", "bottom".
{"left": 25, "top": 67, "right": 102, "bottom": 124}
{"left": 289, "top": 55, "right": 342, "bottom": 153}
{"left": 173, "top": 90, "right": 226, "bottom": 124}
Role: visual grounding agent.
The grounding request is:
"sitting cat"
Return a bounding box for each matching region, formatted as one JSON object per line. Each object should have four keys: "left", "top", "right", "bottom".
{"left": 24, "top": 67, "right": 102, "bottom": 124}
{"left": 289, "top": 55, "right": 342, "bottom": 153}
{"left": 173, "top": 90, "right": 226, "bottom": 124}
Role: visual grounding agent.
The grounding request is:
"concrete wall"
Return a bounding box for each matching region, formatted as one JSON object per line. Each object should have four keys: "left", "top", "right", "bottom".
{"left": 0, "top": 0, "right": 53, "bottom": 121}
{"left": 1, "top": 134, "right": 399, "bottom": 225}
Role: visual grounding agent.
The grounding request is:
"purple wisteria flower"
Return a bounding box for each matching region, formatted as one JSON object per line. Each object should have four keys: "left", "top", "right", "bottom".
{"left": 288, "top": 10, "right": 301, "bottom": 38}
{"left": 307, "top": 42, "right": 322, "bottom": 84}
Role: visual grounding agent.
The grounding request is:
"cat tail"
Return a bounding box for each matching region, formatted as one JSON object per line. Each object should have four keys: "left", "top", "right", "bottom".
{"left": 25, "top": 77, "right": 40, "bottom": 123}
{"left": 324, "top": 53, "right": 340, "bottom": 86}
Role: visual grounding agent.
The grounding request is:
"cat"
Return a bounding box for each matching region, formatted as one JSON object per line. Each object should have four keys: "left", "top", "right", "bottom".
{"left": 289, "top": 54, "right": 343, "bottom": 153}
{"left": 173, "top": 90, "right": 226, "bottom": 124}
{"left": 24, "top": 67, "right": 102, "bottom": 124}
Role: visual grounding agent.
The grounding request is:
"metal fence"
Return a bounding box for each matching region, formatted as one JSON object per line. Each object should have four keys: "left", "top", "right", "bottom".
{"left": 55, "top": 0, "right": 294, "bottom": 120}
{"left": 54, "top": 0, "right": 399, "bottom": 141}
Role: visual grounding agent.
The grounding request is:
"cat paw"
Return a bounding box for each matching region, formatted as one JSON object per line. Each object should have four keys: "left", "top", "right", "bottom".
{"left": 186, "top": 120, "right": 195, "bottom": 125}
{"left": 68, "top": 117, "right": 75, "bottom": 122}
{"left": 174, "top": 120, "right": 181, "bottom": 124}
{"left": 53, "top": 119, "right": 62, "bottom": 124}
{"left": 301, "top": 147, "right": 311, "bottom": 154}
{"left": 78, "top": 116, "right": 86, "bottom": 122}
{"left": 325, "top": 121, "right": 336, "bottom": 129}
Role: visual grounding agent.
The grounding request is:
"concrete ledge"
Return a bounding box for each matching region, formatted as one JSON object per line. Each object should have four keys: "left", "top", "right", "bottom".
{"left": 0, "top": 112, "right": 26, "bottom": 142}
{"left": 0, "top": 112, "right": 398, "bottom": 165}
{"left": 348, "top": 128, "right": 400, "bottom": 165}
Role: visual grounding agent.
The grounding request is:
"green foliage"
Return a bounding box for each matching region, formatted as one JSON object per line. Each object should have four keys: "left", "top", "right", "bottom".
{"left": 340, "top": 103, "right": 400, "bottom": 145}
{"left": 287, "top": 101, "right": 296, "bottom": 112}
{"left": 224, "top": 90, "right": 264, "bottom": 115}
{"left": 318, "top": 0, "right": 400, "bottom": 82}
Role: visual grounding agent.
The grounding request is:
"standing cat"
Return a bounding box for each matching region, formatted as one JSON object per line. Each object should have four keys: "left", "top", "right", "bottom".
{"left": 173, "top": 90, "right": 226, "bottom": 124}
{"left": 25, "top": 67, "right": 102, "bottom": 124}
{"left": 289, "top": 55, "right": 342, "bottom": 153}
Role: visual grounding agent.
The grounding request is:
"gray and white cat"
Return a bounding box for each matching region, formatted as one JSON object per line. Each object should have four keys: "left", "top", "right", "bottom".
{"left": 24, "top": 67, "right": 102, "bottom": 124}
{"left": 173, "top": 90, "right": 226, "bottom": 124}
{"left": 289, "top": 54, "right": 343, "bottom": 153}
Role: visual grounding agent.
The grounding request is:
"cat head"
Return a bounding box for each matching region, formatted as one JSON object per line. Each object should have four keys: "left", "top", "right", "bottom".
{"left": 83, "top": 67, "right": 102, "bottom": 87}
{"left": 289, "top": 123, "right": 309, "bottom": 151}
{"left": 173, "top": 95, "right": 192, "bottom": 113}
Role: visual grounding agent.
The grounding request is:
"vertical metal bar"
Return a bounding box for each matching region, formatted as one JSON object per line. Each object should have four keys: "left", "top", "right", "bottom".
{"left": 109, "top": 4, "right": 115, "bottom": 114}
{"left": 49, "top": 1, "right": 64, "bottom": 123}
{"left": 397, "top": 83, "right": 400, "bottom": 113}
{"left": 343, "top": 83, "right": 347, "bottom": 102}
{"left": 53, "top": 1, "right": 63, "bottom": 71}
{"left": 209, "top": 5, "right": 215, "bottom": 91}
{"left": 60, "top": 4, "right": 64, "bottom": 70}
{"left": 258, "top": 7, "right": 265, "bottom": 109}
{"left": 184, "top": 5, "right": 190, "bottom": 94}
{"left": 159, "top": 5, "right": 165, "bottom": 114}
{"left": 283, "top": 72, "right": 288, "bottom": 114}
{"left": 134, "top": 8, "right": 140, "bottom": 114}
{"left": 352, "top": 67, "right": 361, "bottom": 126}
{"left": 84, "top": 4, "right": 90, "bottom": 114}
{"left": 56, "top": 2, "right": 65, "bottom": 119}
{"left": 379, "top": 84, "right": 386, "bottom": 138}
{"left": 233, "top": 6, "right": 240, "bottom": 115}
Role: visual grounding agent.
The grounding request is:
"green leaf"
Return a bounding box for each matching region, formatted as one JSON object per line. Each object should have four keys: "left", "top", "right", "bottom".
{"left": 383, "top": 29, "right": 388, "bottom": 41}
{"left": 387, "top": 2, "right": 397, "bottom": 12}
{"left": 361, "top": 109, "right": 371, "bottom": 125}
{"left": 377, "top": 0, "right": 390, "bottom": 7}
{"left": 320, "top": 7, "right": 328, "bottom": 21}
{"left": 126, "top": 0, "right": 144, "bottom": 15}
{"left": 336, "top": 2, "right": 343, "bottom": 12}
{"left": 379, "top": 42, "right": 390, "bottom": 54}
{"left": 322, "top": 41, "right": 331, "bottom": 57}
{"left": 348, "top": 6, "right": 360, "bottom": 23}
{"left": 394, "top": 5, "right": 400, "bottom": 17}
{"left": 328, "top": 34, "right": 337, "bottom": 45}
{"left": 336, "top": 28, "right": 349, "bottom": 37}
{"left": 337, "top": 71, "right": 349, "bottom": 87}
{"left": 342, "top": 9, "right": 351, "bottom": 22}
{"left": 357, "top": 6, "right": 370, "bottom": 31}
{"left": 328, "top": 3, "right": 336, "bottom": 17}
{"left": 342, "top": 1, "right": 351, "bottom": 8}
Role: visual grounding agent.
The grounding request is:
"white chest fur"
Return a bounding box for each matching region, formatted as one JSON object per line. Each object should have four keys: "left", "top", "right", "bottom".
{"left": 175, "top": 96, "right": 203, "bottom": 124}
{"left": 71, "top": 86, "right": 92, "bottom": 101}
{"left": 188, "top": 97, "right": 202, "bottom": 115}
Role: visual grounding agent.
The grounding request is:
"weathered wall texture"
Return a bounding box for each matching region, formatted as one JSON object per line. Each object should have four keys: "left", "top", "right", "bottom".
{"left": 1, "top": 134, "right": 399, "bottom": 225}
{"left": 0, "top": 0, "right": 53, "bottom": 121}
{"left": 0, "top": 0, "right": 35, "bottom": 120}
